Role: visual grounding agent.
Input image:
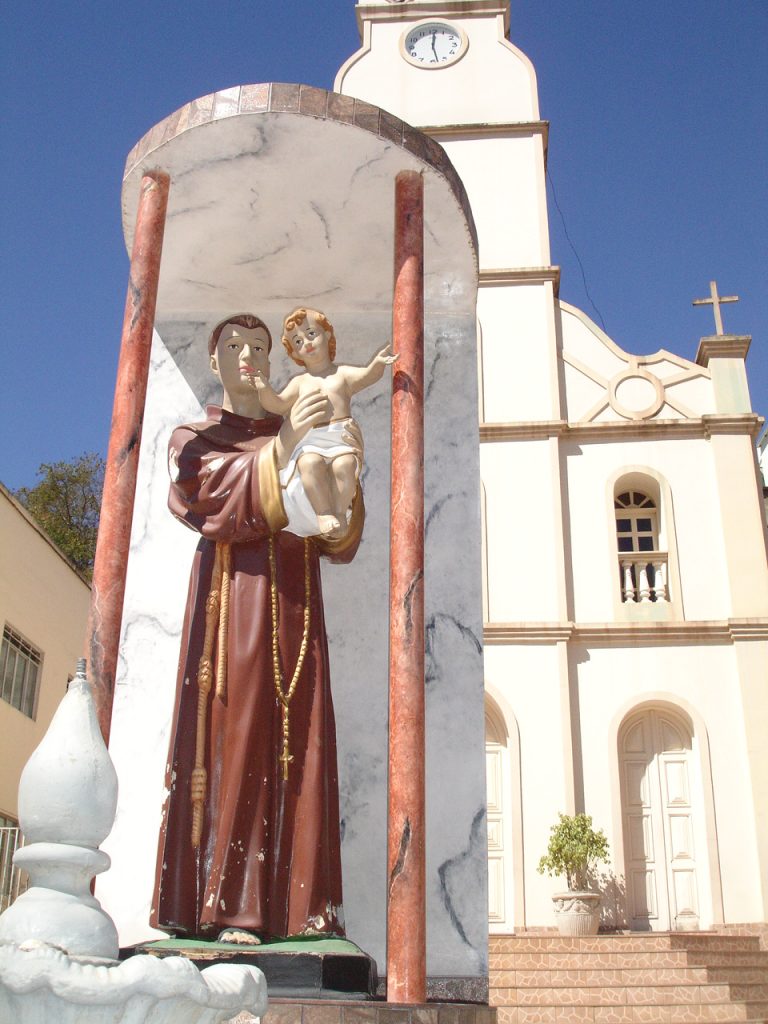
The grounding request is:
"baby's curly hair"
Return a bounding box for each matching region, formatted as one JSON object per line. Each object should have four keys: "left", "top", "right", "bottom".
{"left": 282, "top": 308, "right": 337, "bottom": 366}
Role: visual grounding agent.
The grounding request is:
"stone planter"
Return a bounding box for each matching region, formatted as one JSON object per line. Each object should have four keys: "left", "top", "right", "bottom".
{"left": 552, "top": 891, "right": 601, "bottom": 936}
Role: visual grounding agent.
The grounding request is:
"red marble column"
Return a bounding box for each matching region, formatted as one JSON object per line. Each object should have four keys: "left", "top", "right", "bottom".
{"left": 87, "top": 171, "right": 170, "bottom": 743}
{"left": 387, "top": 169, "right": 426, "bottom": 1004}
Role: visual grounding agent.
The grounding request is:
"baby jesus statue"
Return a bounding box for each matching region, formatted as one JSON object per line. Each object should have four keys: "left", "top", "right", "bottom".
{"left": 251, "top": 306, "right": 398, "bottom": 539}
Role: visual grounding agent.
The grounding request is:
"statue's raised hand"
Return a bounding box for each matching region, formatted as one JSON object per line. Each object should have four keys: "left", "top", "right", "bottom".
{"left": 375, "top": 344, "right": 399, "bottom": 366}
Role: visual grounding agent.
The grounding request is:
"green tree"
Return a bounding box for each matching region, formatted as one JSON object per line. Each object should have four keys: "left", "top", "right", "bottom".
{"left": 15, "top": 453, "right": 105, "bottom": 578}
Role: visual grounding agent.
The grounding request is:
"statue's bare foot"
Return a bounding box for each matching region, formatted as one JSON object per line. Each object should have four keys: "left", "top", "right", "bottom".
{"left": 217, "top": 928, "right": 262, "bottom": 946}
{"left": 317, "top": 514, "right": 342, "bottom": 537}
{"left": 324, "top": 504, "right": 352, "bottom": 541}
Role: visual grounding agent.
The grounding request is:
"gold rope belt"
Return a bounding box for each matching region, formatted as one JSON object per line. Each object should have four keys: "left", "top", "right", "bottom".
{"left": 190, "top": 536, "right": 311, "bottom": 848}
{"left": 191, "top": 541, "right": 230, "bottom": 849}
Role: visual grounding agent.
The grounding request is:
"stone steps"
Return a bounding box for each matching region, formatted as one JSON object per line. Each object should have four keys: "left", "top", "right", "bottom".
{"left": 489, "top": 935, "right": 766, "bottom": 954}
{"left": 687, "top": 955, "right": 768, "bottom": 969}
{"left": 491, "top": 953, "right": 694, "bottom": 970}
{"left": 706, "top": 969, "right": 768, "bottom": 985}
{"left": 488, "top": 933, "right": 768, "bottom": 1024}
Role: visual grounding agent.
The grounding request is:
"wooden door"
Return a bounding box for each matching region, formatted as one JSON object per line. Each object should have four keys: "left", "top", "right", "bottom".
{"left": 620, "top": 708, "right": 700, "bottom": 931}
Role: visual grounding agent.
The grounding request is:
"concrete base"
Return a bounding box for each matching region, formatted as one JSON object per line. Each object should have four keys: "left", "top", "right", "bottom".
{"left": 233, "top": 998, "right": 496, "bottom": 1024}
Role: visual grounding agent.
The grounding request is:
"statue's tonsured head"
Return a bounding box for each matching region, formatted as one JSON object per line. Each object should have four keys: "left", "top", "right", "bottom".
{"left": 282, "top": 308, "right": 337, "bottom": 366}
{"left": 208, "top": 313, "right": 273, "bottom": 356}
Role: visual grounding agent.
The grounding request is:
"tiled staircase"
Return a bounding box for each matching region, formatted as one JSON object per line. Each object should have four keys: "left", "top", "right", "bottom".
{"left": 489, "top": 933, "right": 768, "bottom": 1023}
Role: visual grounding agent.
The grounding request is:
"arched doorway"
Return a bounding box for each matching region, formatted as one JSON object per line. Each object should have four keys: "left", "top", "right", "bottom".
{"left": 485, "top": 697, "right": 514, "bottom": 931}
{"left": 619, "top": 706, "right": 703, "bottom": 931}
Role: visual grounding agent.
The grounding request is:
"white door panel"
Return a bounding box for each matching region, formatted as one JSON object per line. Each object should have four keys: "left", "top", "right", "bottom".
{"left": 620, "top": 708, "right": 701, "bottom": 931}
{"left": 486, "top": 744, "right": 505, "bottom": 924}
{"left": 485, "top": 726, "right": 513, "bottom": 930}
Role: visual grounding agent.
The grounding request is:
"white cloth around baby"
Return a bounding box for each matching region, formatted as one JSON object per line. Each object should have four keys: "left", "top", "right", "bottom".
{"left": 279, "top": 419, "right": 361, "bottom": 538}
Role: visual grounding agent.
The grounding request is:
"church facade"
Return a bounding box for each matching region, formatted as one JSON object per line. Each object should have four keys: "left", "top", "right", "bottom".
{"left": 336, "top": 0, "right": 768, "bottom": 934}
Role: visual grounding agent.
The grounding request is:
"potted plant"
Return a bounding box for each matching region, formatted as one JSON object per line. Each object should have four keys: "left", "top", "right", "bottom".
{"left": 538, "top": 813, "right": 610, "bottom": 936}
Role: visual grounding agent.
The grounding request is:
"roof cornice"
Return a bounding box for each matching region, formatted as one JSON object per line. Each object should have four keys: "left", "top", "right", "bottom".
{"left": 479, "top": 414, "right": 765, "bottom": 443}
{"left": 356, "top": 1, "right": 509, "bottom": 35}
{"left": 695, "top": 334, "right": 752, "bottom": 366}
{"left": 484, "top": 618, "right": 768, "bottom": 645}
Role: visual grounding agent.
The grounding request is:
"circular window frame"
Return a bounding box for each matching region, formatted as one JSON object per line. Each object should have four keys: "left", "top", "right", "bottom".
{"left": 608, "top": 367, "right": 665, "bottom": 420}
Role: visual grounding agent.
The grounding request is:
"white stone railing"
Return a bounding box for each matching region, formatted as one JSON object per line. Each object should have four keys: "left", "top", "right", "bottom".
{"left": 619, "top": 552, "right": 669, "bottom": 603}
{"left": 0, "top": 828, "right": 26, "bottom": 913}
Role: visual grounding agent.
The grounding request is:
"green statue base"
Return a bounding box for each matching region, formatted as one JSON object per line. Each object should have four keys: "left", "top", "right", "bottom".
{"left": 134, "top": 935, "right": 377, "bottom": 1000}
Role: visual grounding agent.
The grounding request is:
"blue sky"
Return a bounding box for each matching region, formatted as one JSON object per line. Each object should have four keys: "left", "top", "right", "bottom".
{"left": 2, "top": 1, "right": 766, "bottom": 490}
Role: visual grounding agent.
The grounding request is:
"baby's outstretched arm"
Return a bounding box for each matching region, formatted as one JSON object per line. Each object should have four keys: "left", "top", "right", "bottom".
{"left": 345, "top": 344, "right": 399, "bottom": 395}
{"left": 249, "top": 371, "right": 297, "bottom": 415}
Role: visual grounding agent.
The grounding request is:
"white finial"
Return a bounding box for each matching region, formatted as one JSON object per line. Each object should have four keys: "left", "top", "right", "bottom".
{"left": 0, "top": 659, "right": 119, "bottom": 958}
{"left": 18, "top": 658, "right": 117, "bottom": 848}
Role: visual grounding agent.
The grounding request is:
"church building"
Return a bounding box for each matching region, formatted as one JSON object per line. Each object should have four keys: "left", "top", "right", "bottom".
{"left": 335, "top": 0, "right": 768, "bottom": 939}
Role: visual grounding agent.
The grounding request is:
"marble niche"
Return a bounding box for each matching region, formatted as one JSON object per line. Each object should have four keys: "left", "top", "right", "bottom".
{"left": 98, "top": 84, "right": 487, "bottom": 999}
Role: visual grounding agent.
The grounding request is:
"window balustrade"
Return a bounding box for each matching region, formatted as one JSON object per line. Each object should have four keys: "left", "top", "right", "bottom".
{"left": 619, "top": 551, "right": 669, "bottom": 603}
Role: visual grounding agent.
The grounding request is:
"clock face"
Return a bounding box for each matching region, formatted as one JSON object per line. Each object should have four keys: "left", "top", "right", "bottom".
{"left": 402, "top": 22, "right": 468, "bottom": 68}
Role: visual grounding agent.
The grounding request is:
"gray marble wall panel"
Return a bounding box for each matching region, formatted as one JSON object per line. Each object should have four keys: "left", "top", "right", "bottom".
{"left": 99, "top": 309, "right": 486, "bottom": 982}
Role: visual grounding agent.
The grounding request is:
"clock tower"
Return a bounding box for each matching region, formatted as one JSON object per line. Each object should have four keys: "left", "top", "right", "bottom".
{"left": 337, "top": 0, "right": 564, "bottom": 931}
{"left": 336, "top": 0, "right": 559, "bottom": 421}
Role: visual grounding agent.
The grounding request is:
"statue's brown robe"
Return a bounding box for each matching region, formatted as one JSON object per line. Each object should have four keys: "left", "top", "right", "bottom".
{"left": 151, "top": 406, "right": 363, "bottom": 939}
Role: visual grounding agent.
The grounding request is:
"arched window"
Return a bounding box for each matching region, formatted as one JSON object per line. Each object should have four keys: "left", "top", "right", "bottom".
{"left": 615, "top": 490, "right": 659, "bottom": 554}
{"left": 614, "top": 489, "right": 668, "bottom": 603}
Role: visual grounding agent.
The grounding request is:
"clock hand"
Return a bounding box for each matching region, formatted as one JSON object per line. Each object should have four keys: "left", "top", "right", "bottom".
{"left": 431, "top": 32, "right": 438, "bottom": 61}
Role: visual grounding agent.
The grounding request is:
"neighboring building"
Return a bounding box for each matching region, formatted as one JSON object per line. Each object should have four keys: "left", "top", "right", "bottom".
{"left": 0, "top": 483, "right": 91, "bottom": 906}
{"left": 337, "top": 0, "right": 768, "bottom": 934}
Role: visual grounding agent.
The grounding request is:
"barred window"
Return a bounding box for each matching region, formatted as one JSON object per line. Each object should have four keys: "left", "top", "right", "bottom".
{"left": 0, "top": 813, "right": 26, "bottom": 912}
{"left": 0, "top": 626, "right": 42, "bottom": 719}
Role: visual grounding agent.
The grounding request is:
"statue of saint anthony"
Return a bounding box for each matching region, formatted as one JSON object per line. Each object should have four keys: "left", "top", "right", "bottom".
{"left": 151, "top": 313, "right": 364, "bottom": 942}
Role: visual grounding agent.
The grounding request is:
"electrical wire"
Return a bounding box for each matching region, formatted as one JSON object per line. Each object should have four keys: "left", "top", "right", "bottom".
{"left": 546, "top": 165, "right": 607, "bottom": 333}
